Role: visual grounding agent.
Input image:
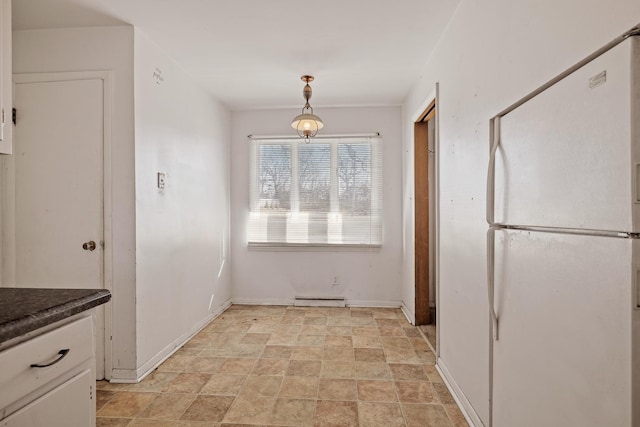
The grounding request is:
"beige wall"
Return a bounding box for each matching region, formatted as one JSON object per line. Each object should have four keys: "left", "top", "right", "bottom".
{"left": 12, "top": 26, "right": 137, "bottom": 375}
{"left": 134, "top": 29, "right": 231, "bottom": 374}
{"left": 230, "top": 107, "right": 404, "bottom": 307}
{"left": 401, "top": 1, "right": 640, "bottom": 424}
{"left": 11, "top": 26, "right": 232, "bottom": 381}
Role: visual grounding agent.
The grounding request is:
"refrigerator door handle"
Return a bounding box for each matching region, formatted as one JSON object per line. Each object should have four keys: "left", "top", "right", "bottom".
{"left": 487, "top": 226, "right": 499, "bottom": 340}
{"left": 486, "top": 117, "right": 500, "bottom": 226}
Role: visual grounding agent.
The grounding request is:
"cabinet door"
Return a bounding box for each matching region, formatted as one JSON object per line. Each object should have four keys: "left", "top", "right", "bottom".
{"left": 0, "top": 0, "right": 11, "bottom": 154}
{"left": 0, "top": 369, "right": 94, "bottom": 427}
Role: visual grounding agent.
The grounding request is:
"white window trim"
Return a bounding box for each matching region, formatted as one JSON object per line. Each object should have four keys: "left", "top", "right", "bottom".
{"left": 248, "top": 135, "right": 383, "bottom": 248}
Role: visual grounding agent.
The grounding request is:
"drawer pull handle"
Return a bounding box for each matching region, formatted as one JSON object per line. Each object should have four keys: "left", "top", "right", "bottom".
{"left": 30, "top": 349, "right": 70, "bottom": 368}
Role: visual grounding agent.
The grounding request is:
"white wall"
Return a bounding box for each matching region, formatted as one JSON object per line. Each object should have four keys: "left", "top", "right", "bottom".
{"left": 401, "top": 1, "right": 640, "bottom": 424}
{"left": 134, "top": 30, "right": 231, "bottom": 371}
{"left": 12, "top": 26, "right": 137, "bottom": 375}
{"left": 230, "top": 107, "right": 403, "bottom": 306}
{"left": 11, "top": 26, "right": 232, "bottom": 381}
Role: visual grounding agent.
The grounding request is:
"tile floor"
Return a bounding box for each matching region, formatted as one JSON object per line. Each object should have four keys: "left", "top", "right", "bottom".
{"left": 418, "top": 324, "right": 436, "bottom": 352}
{"left": 96, "top": 305, "right": 468, "bottom": 427}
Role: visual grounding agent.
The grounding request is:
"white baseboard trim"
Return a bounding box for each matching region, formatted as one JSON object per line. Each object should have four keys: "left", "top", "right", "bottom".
{"left": 108, "top": 369, "right": 138, "bottom": 383}
{"left": 232, "top": 297, "right": 402, "bottom": 308}
{"left": 436, "top": 358, "right": 484, "bottom": 427}
{"left": 109, "top": 298, "right": 232, "bottom": 383}
{"left": 401, "top": 301, "right": 415, "bottom": 325}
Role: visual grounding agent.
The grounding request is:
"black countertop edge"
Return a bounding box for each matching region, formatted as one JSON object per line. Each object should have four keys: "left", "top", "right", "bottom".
{"left": 0, "top": 289, "right": 112, "bottom": 344}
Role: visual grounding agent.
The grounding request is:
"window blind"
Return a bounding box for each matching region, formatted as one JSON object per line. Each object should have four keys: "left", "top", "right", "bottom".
{"left": 248, "top": 136, "right": 382, "bottom": 246}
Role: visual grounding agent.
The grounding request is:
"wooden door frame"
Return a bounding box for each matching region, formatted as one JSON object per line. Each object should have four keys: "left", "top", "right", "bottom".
{"left": 411, "top": 84, "right": 440, "bottom": 353}
{"left": 5, "top": 71, "right": 113, "bottom": 379}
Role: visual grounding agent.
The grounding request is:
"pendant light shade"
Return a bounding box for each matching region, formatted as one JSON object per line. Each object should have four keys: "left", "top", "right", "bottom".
{"left": 291, "top": 75, "right": 323, "bottom": 143}
{"left": 291, "top": 112, "right": 324, "bottom": 138}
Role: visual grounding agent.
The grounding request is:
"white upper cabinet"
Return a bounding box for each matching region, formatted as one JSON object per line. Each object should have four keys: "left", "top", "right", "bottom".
{"left": 0, "top": 0, "right": 11, "bottom": 155}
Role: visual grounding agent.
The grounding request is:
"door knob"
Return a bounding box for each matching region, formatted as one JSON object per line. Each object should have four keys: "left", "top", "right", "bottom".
{"left": 82, "top": 241, "right": 96, "bottom": 251}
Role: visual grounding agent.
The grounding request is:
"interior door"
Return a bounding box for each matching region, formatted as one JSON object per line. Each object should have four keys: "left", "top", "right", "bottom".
{"left": 414, "top": 119, "right": 430, "bottom": 325}
{"left": 9, "top": 77, "right": 105, "bottom": 377}
{"left": 415, "top": 101, "right": 436, "bottom": 326}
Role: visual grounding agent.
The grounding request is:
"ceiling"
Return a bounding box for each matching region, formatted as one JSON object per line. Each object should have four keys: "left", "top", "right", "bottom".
{"left": 13, "top": 0, "right": 460, "bottom": 110}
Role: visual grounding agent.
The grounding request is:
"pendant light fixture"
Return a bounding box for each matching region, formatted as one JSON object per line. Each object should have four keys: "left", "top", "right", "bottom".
{"left": 291, "top": 75, "right": 324, "bottom": 143}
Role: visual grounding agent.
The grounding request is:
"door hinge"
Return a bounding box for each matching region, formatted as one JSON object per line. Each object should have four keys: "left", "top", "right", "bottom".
{"left": 12, "top": 108, "right": 16, "bottom": 125}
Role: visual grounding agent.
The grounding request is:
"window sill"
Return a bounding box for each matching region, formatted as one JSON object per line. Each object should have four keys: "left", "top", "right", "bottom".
{"left": 248, "top": 242, "right": 382, "bottom": 252}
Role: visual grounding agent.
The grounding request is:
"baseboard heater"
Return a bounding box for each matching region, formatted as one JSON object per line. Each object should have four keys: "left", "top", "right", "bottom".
{"left": 294, "top": 296, "right": 346, "bottom": 307}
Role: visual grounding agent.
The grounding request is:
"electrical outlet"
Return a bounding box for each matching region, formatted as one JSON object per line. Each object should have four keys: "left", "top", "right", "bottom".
{"left": 332, "top": 275, "right": 340, "bottom": 286}
{"left": 157, "top": 172, "right": 166, "bottom": 189}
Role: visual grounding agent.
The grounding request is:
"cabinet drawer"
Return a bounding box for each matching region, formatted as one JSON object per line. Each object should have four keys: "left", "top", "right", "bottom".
{"left": 0, "top": 316, "right": 94, "bottom": 410}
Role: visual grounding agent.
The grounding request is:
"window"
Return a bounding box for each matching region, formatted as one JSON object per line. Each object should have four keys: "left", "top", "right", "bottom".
{"left": 249, "top": 136, "right": 382, "bottom": 246}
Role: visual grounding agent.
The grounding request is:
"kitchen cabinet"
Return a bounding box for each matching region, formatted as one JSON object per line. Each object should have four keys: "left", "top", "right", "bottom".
{"left": 0, "top": 316, "right": 96, "bottom": 427}
{"left": 0, "top": 369, "right": 93, "bottom": 427}
{"left": 0, "top": 0, "right": 11, "bottom": 154}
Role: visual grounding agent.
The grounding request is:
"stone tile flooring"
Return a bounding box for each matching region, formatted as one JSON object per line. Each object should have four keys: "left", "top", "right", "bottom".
{"left": 418, "top": 324, "right": 436, "bottom": 353}
{"left": 96, "top": 305, "right": 468, "bottom": 426}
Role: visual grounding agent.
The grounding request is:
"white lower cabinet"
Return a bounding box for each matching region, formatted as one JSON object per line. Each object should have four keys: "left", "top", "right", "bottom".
{"left": 0, "top": 316, "right": 96, "bottom": 427}
{"left": 0, "top": 369, "right": 93, "bottom": 427}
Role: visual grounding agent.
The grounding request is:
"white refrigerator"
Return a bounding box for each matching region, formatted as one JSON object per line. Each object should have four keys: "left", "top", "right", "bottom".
{"left": 487, "top": 26, "right": 640, "bottom": 427}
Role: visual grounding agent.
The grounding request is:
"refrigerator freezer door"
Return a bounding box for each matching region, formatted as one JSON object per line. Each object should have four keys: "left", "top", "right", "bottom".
{"left": 494, "top": 36, "right": 640, "bottom": 232}
{"left": 492, "top": 229, "right": 637, "bottom": 427}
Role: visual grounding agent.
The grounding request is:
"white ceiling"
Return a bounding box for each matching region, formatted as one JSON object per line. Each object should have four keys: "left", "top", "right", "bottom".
{"left": 13, "top": 0, "right": 460, "bottom": 110}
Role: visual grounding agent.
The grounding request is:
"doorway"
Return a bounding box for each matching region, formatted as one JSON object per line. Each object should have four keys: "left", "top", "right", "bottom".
{"left": 3, "top": 72, "right": 112, "bottom": 379}
{"left": 414, "top": 100, "right": 436, "bottom": 347}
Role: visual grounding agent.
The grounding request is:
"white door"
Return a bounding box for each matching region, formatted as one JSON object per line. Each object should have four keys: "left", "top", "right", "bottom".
{"left": 492, "top": 229, "right": 636, "bottom": 426}
{"left": 9, "top": 76, "right": 106, "bottom": 378}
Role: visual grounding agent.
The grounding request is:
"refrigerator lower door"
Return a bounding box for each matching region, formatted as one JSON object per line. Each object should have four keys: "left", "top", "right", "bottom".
{"left": 493, "top": 35, "right": 640, "bottom": 232}
{"left": 492, "top": 229, "right": 639, "bottom": 427}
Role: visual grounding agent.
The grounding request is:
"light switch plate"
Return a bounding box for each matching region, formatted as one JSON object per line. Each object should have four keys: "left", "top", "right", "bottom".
{"left": 157, "top": 172, "right": 166, "bottom": 189}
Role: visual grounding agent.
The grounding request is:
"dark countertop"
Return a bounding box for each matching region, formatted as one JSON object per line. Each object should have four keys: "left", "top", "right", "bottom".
{"left": 0, "top": 288, "right": 111, "bottom": 344}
